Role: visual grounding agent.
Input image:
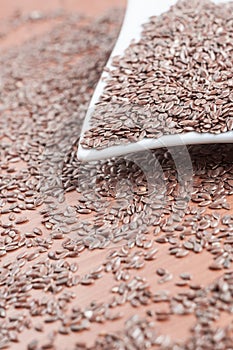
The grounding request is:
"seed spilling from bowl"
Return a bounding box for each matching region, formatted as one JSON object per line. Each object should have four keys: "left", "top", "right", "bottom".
{"left": 1, "top": 2, "right": 233, "bottom": 349}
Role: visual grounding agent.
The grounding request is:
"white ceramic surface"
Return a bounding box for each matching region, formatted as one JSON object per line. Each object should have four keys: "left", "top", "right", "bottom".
{"left": 78, "top": 0, "right": 233, "bottom": 162}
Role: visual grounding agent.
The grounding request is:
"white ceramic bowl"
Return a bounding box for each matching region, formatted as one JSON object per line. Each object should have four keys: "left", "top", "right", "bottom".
{"left": 78, "top": 0, "right": 233, "bottom": 162}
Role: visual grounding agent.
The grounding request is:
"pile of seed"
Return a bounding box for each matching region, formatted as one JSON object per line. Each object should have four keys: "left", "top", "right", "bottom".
{"left": 81, "top": 0, "right": 233, "bottom": 151}
{"left": 0, "top": 4, "right": 233, "bottom": 350}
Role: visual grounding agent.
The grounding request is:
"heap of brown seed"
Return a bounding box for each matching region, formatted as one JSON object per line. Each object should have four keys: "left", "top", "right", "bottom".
{"left": 81, "top": 0, "right": 233, "bottom": 151}
{"left": 1, "top": 4, "right": 233, "bottom": 350}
